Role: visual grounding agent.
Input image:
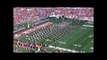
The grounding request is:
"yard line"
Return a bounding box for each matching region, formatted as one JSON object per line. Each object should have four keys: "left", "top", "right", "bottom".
{"left": 52, "top": 26, "right": 90, "bottom": 47}
{"left": 51, "top": 26, "right": 82, "bottom": 44}
{"left": 72, "top": 31, "right": 93, "bottom": 50}
{"left": 81, "top": 40, "right": 92, "bottom": 51}
{"left": 48, "top": 45, "right": 79, "bottom": 53}
{"left": 83, "top": 42, "right": 93, "bottom": 52}
{"left": 72, "top": 36, "right": 89, "bottom": 50}
{"left": 50, "top": 27, "right": 83, "bottom": 46}
{"left": 64, "top": 28, "right": 91, "bottom": 49}
{"left": 57, "top": 29, "right": 84, "bottom": 47}
{"left": 82, "top": 25, "right": 93, "bottom": 27}
{"left": 51, "top": 26, "right": 80, "bottom": 41}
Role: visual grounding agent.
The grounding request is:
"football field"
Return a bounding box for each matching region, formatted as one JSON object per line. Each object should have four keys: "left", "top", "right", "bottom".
{"left": 14, "top": 18, "right": 94, "bottom": 53}
{"left": 37, "top": 24, "right": 93, "bottom": 53}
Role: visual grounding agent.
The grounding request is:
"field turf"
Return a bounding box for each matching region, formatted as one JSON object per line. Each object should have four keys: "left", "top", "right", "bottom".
{"left": 14, "top": 17, "right": 94, "bottom": 53}
{"left": 37, "top": 24, "right": 93, "bottom": 53}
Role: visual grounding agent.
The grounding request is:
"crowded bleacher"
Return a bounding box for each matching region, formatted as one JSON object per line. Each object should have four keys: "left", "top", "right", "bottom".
{"left": 14, "top": 7, "right": 93, "bottom": 25}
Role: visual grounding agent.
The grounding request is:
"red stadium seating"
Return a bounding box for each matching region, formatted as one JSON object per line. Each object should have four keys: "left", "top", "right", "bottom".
{"left": 14, "top": 7, "right": 93, "bottom": 25}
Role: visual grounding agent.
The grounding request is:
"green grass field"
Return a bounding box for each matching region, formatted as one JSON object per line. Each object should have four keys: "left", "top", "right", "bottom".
{"left": 37, "top": 24, "right": 93, "bottom": 53}
{"left": 14, "top": 17, "right": 94, "bottom": 53}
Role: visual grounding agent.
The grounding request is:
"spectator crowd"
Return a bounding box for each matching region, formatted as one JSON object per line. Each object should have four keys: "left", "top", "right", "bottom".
{"left": 14, "top": 7, "right": 93, "bottom": 25}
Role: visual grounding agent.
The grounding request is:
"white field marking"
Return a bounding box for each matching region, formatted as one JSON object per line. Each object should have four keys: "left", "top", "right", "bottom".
{"left": 64, "top": 28, "right": 91, "bottom": 49}
{"left": 48, "top": 45, "right": 79, "bottom": 53}
{"left": 49, "top": 26, "right": 82, "bottom": 46}
{"left": 82, "top": 25, "right": 93, "bottom": 27}
{"left": 73, "top": 35, "right": 90, "bottom": 50}
{"left": 78, "top": 45, "right": 81, "bottom": 47}
{"left": 81, "top": 40, "right": 92, "bottom": 51}
{"left": 82, "top": 51, "right": 85, "bottom": 53}
{"left": 73, "top": 44, "right": 81, "bottom": 48}
{"left": 79, "top": 51, "right": 86, "bottom": 53}
{"left": 50, "top": 26, "right": 86, "bottom": 47}
{"left": 88, "top": 34, "right": 93, "bottom": 38}
{"left": 90, "top": 47, "right": 93, "bottom": 49}
{"left": 53, "top": 28, "right": 83, "bottom": 47}
{"left": 74, "top": 44, "right": 77, "bottom": 46}
{"left": 58, "top": 41, "right": 66, "bottom": 44}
